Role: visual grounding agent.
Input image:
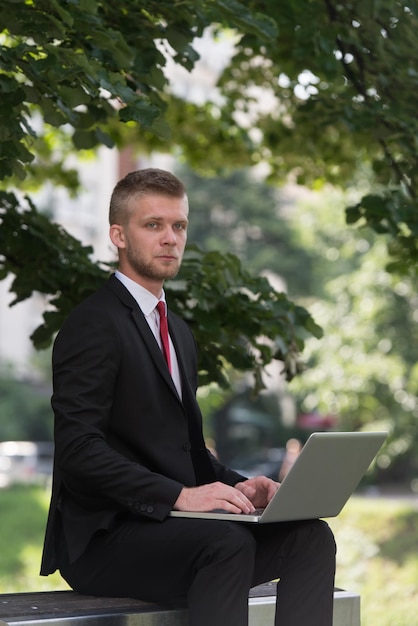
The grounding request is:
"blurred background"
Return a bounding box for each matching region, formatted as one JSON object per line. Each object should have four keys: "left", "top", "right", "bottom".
{"left": 2, "top": 159, "right": 417, "bottom": 624}
{"left": 1, "top": 4, "right": 418, "bottom": 625}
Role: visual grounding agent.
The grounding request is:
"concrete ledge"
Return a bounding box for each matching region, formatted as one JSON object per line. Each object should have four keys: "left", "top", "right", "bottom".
{"left": 0, "top": 585, "right": 360, "bottom": 626}
{"left": 249, "top": 589, "right": 360, "bottom": 626}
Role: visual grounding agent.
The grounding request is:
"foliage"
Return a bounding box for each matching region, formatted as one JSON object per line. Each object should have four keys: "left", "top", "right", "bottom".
{"left": 0, "top": 372, "right": 52, "bottom": 441}
{"left": 0, "top": 0, "right": 275, "bottom": 184}
{"left": 288, "top": 187, "right": 418, "bottom": 475}
{"left": 180, "top": 167, "right": 317, "bottom": 297}
{"left": 215, "top": 1, "right": 418, "bottom": 276}
{"left": 1, "top": 0, "right": 418, "bottom": 390}
{"left": 171, "top": 245, "right": 322, "bottom": 389}
{"left": 159, "top": 1, "right": 418, "bottom": 275}
{"left": 0, "top": 189, "right": 321, "bottom": 388}
{"left": 167, "top": 168, "right": 418, "bottom": 477}
{"left": 0, "top": 191, "right": 109, "bottom": 347}
{"left": 328, "top": 497, "right": 418, "bottom": 626}
{"left": 0, "top": 0, "right": 316, "bottom": 389}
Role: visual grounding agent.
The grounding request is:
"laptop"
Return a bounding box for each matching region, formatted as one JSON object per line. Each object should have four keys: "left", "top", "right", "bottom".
{"left": 170, "top": 431, "right": 387, "bottom": 523}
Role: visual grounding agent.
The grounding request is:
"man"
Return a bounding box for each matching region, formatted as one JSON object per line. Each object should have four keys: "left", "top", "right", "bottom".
{"left": 41, "top": 168, "right": 336, "bottom": 625}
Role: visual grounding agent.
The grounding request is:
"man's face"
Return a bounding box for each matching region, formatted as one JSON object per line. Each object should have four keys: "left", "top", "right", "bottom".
{"left": 110, "top": 193, "right": 189, "bottom": 295}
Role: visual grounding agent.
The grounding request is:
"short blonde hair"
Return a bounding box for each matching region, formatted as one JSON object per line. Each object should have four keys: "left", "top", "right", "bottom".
{"left": 109, "top": 168, "right": 187, "bottom": 225}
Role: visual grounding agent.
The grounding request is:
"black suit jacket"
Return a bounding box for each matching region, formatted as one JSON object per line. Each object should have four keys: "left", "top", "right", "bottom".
{"left": 41, "top": 275, "right": 244, "bottom": 575}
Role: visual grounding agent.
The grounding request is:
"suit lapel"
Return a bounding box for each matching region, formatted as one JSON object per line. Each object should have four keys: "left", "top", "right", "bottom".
{"left": 132, "top": 307, "right": 181, "bottom": 398}
{"left": 106, "top": 275, "right": 180, "bottom": 398}
{"left": 168, "top": 314, "right": 216, "bottom": 485}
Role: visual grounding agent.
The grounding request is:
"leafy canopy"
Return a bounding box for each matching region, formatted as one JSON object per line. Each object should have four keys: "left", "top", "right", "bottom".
{"left": 1, "top": 0, "right": 418, "bottom": 390}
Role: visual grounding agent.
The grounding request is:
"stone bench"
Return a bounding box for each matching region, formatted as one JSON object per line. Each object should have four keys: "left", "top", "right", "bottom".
{"left": 0, "top": 583, "right": 360, "bottom": 625}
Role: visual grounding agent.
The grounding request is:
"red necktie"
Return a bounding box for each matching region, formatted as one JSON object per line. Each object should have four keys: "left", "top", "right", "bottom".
{"left": 156, "top": 301, "right": 172, "bottom": 373}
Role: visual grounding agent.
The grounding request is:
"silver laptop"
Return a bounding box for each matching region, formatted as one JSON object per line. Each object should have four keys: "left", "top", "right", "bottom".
{"left": 170, "top": 431, "right": 387, "bottom": 523}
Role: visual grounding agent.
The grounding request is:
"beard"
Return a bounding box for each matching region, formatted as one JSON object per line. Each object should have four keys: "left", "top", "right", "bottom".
{"left": 125, "top": 246, "right": 181, "bottom": 281}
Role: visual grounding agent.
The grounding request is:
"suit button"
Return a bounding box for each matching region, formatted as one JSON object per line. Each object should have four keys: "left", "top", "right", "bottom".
{"left": 140, "top": 504, "right": 148, "bottom": 512}
{"left": 147, "top": 506, "right": 154, "bottom": 514}
{"left": 183, "top": 441, "right": 192, "bottom": 451}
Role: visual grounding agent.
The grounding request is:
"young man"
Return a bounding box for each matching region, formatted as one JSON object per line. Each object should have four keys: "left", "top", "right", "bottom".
{"left": 41, "top": 168, "right": 336, "bottom": 625}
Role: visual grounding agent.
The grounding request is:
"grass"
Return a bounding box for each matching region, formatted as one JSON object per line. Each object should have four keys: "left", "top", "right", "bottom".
{"left": 0, "top": 485, "right": 417, "bottom": 625}
{"left": 328, "top": 495, "right": 418, "bottom": 626}
{"left": 0, "top": 484, "right": 69, "bottom": 593}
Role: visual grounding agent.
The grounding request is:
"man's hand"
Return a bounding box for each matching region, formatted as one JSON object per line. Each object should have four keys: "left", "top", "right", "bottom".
{"left": 173, "top": 481, "right": 256, "bottom": 514}
{"left": 235, "top": 476, "right": 280, "bottom": 509}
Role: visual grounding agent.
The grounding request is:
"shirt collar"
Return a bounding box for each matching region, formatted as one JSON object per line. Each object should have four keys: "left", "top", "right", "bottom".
{"left": 115, "top": 270, "right": 166, "bottom": 317}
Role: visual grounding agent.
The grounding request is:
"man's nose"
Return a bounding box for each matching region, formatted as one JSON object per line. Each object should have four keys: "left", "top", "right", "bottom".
{"left": 162, "top": 227, "right": 177, "bottom": 244}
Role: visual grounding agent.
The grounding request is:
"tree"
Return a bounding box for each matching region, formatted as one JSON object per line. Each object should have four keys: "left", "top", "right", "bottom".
{"left": 1, "top": 0, "right": 417, "bottom": 390}
{"left": 0, "top": 357, "right": 52, "bottom": 440}
{"left": 0, "top": 0, "right": 315, "bottom": 391}
{"left": 179, "top": 166, "right": 418, "bottom": 479}
{"left": 288, "top": 187, "right": 418, "bottom": 479}
{"left": 179, "top": 167, "right": 317, "bottom": 297}
{"left": 219, "top": 1, "right": 418, "bottom": 276}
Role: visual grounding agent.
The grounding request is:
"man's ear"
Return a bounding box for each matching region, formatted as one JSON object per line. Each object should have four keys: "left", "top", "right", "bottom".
{"left": 109, "top": 224, "right": 126, "bottom": 249}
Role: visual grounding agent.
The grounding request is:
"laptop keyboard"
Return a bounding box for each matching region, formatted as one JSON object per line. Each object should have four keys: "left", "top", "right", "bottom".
{"left": 248, "top": 508, "right": 265, "bottom": 516}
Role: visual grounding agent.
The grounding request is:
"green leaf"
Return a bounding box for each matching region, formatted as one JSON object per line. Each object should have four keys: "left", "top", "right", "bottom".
{"left": 119, "top": 101, "right": 160, "bottom": 127}
{"left": 72, "top": 129, "right": 100, "bottom": 150}
{"left": 148, "top": 116, "right": 172, "bottom": 141}
{"left": 57, "top": 85, "right": 91, "bottom": 108}
{"left": 214, "top": 0, "right": 278, "bottom": 40}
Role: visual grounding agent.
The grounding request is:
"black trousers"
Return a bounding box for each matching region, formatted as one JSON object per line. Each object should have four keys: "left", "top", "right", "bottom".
{"left": 60, "top": 516, "right": 336, "bottom": 626}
